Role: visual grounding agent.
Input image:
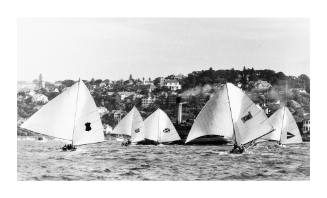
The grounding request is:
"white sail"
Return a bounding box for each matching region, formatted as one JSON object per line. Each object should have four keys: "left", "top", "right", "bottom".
{"left": 71, "top": 80, "right": 105, "bottom": 145}
{"left": 21, "top": 80, "right": 105, "bottom": 146}
{"left": 280, "top": 107, "right": 302, "bottom": 144}
{"left": 21, "top": 82, "right": 79, "bottom": 141}
{"left": 261, "top": 107, "right": 302, "bottom": 144}
{"left": 185, "top": 85, "right": 234, "bottom": 143}
{"left": 130, "top": 107, "right": 145, "bottom": 143}
{"left": 112, "top": 107, "right": 144, "bottom": 142}
{"left": 227, "top": 83, "right": 274, "bottom": 145}
{"left": 144, "top": 108, "right": 181, "bottom": 143}
{"left": 185, "top": 83, "right": 274, "bottom": 145}
{"left": 260, "top": 108, "right": 284, "bottom": 142}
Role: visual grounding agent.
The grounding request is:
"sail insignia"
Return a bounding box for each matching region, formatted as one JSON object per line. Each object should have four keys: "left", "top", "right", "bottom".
{"left": 241, "top": 111, "right": 253, "bottom": 123}
{"left": 163, "top": 128, "right": 170, "bottom": 133}
{"left": 287, "top": 132, "right": 295, "bottom": 139}
{"left": 85, "top": 122, "right": 92, "bottom": 131}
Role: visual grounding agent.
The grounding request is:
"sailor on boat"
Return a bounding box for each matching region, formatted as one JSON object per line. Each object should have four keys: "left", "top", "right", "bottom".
{"left": 121, "top": 139, "right": 131, "bottom": 146}
{"left": 62, "top": 144, "right": 76, "bottom": 151}
{"left": 230, "top": 143, "right": 245, "bottom": 154}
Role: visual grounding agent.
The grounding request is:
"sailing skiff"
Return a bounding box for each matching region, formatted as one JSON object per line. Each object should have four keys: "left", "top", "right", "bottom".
{"left": 20, "top": 79, "right": 105, "bottom": 150}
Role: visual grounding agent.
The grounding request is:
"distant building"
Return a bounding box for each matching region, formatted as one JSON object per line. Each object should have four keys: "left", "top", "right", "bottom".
{"left": 164, "top": 79, "right": 181, "bottom": 91}
{"left": 111, "top": 110, "right": 126, "bottom": 122}
{"left": 106, "top": 91, "right": 115, "bottom": 96}
{"left": 167, "top": 94, "right": 177, "bottom": 105}
{"left": 32, "top": 93, "right": 48, "bottom": 104}
{"left": 143, "top": 78, "right": 154, "bottom": 86}
{"left": 36, "top": 73, "right": 45, "bottom": 89}
{"left": 99, "top": 82, "right": 107, "bottom": 87}
{"left": 97, "top": 107, "right": 109, "bottom": 117}
{"left": 303, "top": 115, "right": 310, "bottom": 134}
{"left": 142, "top": 96, "right": 156, "bottom": 107}
{"left": 290, "top": 88, "right": 307, "bottom": 94}
{"left": 253, "top": 80, "right": 272, "bottom": 91}
{"left": 117, "top": 91, "right": 135, "bottom": 100}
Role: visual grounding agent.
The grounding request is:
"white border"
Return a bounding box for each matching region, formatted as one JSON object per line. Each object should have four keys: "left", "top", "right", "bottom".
{"left": 1, "top": 0, "right": 325, "bottom": 198}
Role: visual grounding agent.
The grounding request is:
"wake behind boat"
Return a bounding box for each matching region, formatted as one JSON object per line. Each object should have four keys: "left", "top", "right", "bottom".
{"left": 20, "top": 79, "right": 105, "bottom": 151}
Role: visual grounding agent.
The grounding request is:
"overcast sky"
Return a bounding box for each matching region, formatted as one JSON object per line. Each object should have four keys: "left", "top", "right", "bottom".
{"left": 18, "top": 18, "right": 309, "bottom": 82}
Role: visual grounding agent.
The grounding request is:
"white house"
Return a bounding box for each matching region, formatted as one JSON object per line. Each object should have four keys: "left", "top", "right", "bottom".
{"left": 164, "top": 79, "right": 181, "bottom": 91}
{"left": 32, "top": 94, "right": 48, "bottom": 104}
{"left": 118, "top": 91, "right": 135, "bottom": 100}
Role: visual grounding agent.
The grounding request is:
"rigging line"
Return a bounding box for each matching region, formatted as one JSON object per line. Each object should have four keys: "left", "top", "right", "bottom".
{"left": 279, "top": 107, "right": 286, "bottom": 143}
{"left": 157, "top": 110, "right": 160, "bottom": 143}
{"left": 129, "top": 110, "right": 135, "bottom": 138}
{"left": 71, "top": 78, "right": 80, "bottom": 146}
{"left": 225, "top": 84, "right": 237, "bottom": 145}
{"left": 243, "top": 128, "right": 276, "bottom": 147}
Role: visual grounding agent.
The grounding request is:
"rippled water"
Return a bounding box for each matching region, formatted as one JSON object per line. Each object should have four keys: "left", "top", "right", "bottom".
{"left": 17, "top": 137, "right": 310, "bottom": 181}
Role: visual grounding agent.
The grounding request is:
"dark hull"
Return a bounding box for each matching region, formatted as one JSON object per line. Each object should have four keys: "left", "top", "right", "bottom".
{"left": 136, "top": 139, "right": 184, "bottom": 145}
{"left": 185, "top": 135, "right": 230, "bottom": 145}
{"left": 174, "top": 124, "right": 230, "bottom": 145}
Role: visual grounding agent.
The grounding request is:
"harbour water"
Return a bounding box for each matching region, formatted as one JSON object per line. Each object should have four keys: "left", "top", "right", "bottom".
{"left": 17, "top": 137, "right": 310, "bottom": 181}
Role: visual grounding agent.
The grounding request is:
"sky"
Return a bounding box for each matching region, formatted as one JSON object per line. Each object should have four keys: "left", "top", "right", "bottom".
{"left": 18, "top": 18, "right": 310, "bottom": 82}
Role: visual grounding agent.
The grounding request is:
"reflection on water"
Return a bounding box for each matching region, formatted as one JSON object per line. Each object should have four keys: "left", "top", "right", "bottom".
{"left": 17, "top": 137, "right": 310, "bottom": 180}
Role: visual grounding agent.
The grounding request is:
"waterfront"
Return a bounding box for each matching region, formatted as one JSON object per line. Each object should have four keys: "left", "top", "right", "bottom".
{"left": 17, "top": 137, "right": 309, "bottom": 181}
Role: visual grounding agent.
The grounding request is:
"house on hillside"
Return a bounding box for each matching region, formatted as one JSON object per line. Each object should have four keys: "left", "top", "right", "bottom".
{"left": 164, "top": 79, "right": 181, "bottom": 91}
{"left": 142, "top": 95, "right": 156, "bottom": 107}
{"left": 32, "top": 94, "right": 48, "bottom": 104}
{"left": 117, "top": 91, "right": 135, "bottom": 100}
{"left": 302, "top": 114, "right": 310, "bottom": 134}
{"left": 143, "top": 78, "right": 154, "bottom": 86}
{"left": 111, "top": 110, "right": 126, "bottom": 122}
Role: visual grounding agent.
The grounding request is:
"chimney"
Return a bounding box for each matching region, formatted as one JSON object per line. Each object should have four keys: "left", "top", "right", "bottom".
{"left": 176, "top": 96, "right": 182, "bottom": 124}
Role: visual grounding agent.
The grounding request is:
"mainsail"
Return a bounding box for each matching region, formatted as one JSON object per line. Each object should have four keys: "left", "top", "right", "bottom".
{"left": 261, "top": 107, "right": 302, "bottom": 144}
{"left": 185, "top": 83, "right": 274, "bottom": 145}
{"left": 112, "top": 107, "right": 144, "bottom": 142}
{"left": 185, "top": 85, "right": 234, "bottom": 143}
{"left": 144, "top": 108, "right": 181, "bottom": 143}
{"left": 20, "top": 79, "right": 105, "bottom": 146}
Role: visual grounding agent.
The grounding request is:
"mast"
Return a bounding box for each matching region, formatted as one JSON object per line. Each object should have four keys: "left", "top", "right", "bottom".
{"left": 225, "top": 84, "right": 237, "bottom": 145}
{"left": 157, "top": 110, "right": 160, "bottom": 143}
{"left": 71, "top": 78, "right": 81, "bottom": 146}
{"left": 279, "top": 106, "right": 286, "bottom": 144}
